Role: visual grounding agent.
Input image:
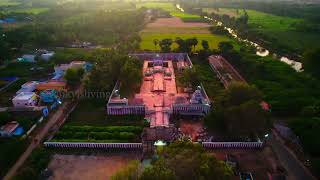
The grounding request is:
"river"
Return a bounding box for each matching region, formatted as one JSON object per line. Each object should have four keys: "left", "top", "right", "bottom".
{"left": 176, "top": 4, "right": 303, "bottom": 72}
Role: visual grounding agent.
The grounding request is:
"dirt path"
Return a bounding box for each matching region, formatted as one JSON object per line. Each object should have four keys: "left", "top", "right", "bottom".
{"left": 3, "top": 101, "right": 75, "bottom": 180}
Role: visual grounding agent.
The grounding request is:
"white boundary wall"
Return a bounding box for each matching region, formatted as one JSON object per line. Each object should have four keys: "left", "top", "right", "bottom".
{"left": 202, "top": 142, "right": 263, "bottom": 149}
{"left": 44, "top": 142, "right": 143, "bottom": 149}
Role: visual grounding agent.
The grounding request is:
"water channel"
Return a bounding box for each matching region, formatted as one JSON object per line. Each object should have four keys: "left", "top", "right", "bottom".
{"left": 176, "top": 4, "right": 303, "bottom": 72}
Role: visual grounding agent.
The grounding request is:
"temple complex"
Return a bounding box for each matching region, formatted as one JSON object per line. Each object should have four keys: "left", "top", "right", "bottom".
{"left": 107, "top": 53, "right": 211, "bottom": 128}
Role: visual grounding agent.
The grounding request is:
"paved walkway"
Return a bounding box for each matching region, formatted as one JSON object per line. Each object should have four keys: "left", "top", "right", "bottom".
{"left": 3, "top": 103, "right": 70, "bottom": 180}
{"left": 270, "top": 131, "right": 316, "bottom": 180}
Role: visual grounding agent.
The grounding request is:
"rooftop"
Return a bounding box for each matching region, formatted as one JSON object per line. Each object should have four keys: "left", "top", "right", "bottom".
{"left": 1, "top": 121, "right": 19, "bottom": 134}
{"left": 13, "top": 92, "right": 36, "bottom": 101}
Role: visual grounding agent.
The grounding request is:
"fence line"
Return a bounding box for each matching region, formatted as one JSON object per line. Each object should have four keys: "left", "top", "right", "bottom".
{"left": 44, "top": 142, "right": 143, "bottom": 149}
{"left": 202, "top": 142, "right": 263, "bottom": 149}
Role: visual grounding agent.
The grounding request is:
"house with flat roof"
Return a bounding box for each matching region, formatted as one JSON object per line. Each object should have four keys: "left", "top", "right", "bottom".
{"left": 0, "top": 121, "right": 24, "bottom": 137}
{"left": 12, "top": 92, "right": 38, "bottom": 107}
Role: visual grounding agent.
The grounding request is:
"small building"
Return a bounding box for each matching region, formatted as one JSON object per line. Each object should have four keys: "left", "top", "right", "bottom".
{"left": 84, "top": 62, "right": 93, "bottom": 72}
{"left": 54, "top": 64, "right": 70, "bottom": 75}
{"left": 16, "top": 81, "right": 39, "bottom": 94}
{"left": 40, "top": 90, "right": 58, "bottom": 103}
{"left": 70, "top": 61, "right": 86, "bottom": 69}
{"left": 12, "top": 92, "right": 38, "bottom": 107}
{"left": 4, "top": 18, "right": 16, "bottom": 23}
{"left": 21, "top": 54, "right": 36, "bottom": 63}
{"left": 0, "top": 121, "right": 24, "bottom": 137}
{"left": 36, "top": 80, "right": 66, "bottom": 91}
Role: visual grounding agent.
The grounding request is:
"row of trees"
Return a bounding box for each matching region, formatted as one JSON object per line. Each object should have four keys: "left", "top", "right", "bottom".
{"left": 152, "top": 38, "right": 209, "bottom": 53}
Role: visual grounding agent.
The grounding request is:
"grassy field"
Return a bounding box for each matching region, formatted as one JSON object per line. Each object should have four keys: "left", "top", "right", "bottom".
{"left": 9, "top": 8, "right": 49, "bottom": 14}
{"left": 0, "top": 0, "right": 20, "bottom": 6}
{"left": 245, "top": 10, "right": 301, "bottom": 31}
{"left": 140, "top": 33, "right": 235, "bottom": 51}
{"left": 207, "top": 8, "right": 320, "bottom": 52}
{"left": 136, "top": 2, "right": 203, "bottom": 22}
{"left": 245, "top": 9, "right": 320, "bottom": 52}
{"left": 136, "top": 2, "right": 177, "bottom": 12}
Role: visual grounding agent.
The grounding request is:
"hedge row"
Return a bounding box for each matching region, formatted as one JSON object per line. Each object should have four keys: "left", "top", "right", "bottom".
{"left": 61, "top": 125, "right": 143, "bottom": 133}
{"left": 54, "top": 131, "right": 137, "bottom": 141}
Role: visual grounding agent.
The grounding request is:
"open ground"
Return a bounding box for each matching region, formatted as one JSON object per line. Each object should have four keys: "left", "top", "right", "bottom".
{"left": 48, "top": 152, "right": 141, "bottom": 180}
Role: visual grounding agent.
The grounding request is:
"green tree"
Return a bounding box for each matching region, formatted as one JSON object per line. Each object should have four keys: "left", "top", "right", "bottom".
{"left": 159, "top": 39, "right": 173, "bottom": 52}
{"left": 201, "top": 40, "right": 209, "bottom": 51}
{"left": 302, "top": 48, "right": 320, "bottom": 78}
{"left": 64, "top": 68, "right": 84, "bottom": 87}
{"left": 141, "top": 141, "right": 232, "bottom": 180}
{"left": 218, "top": 42, "right": 234, "bottom": 53}
{"left": 190, "top": 38, "right": 198, "bottom": 51}
{"left": 177, "top": 66, "right": 200, "bottom": 87}
{"left": 153, "top": 39, "right": 159, "bottom": 50}
{"left": 119, "top": 57, "right": 143, "bottom": 91}
{"left": 206, "top": 82, "right": 269, "bottom": 136}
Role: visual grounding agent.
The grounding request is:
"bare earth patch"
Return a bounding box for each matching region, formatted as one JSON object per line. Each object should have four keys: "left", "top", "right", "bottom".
{"left": 48, "top": 153, "right": 141, "bottom": 180}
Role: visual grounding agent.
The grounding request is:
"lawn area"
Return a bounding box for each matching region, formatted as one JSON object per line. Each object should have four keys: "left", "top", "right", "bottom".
{"left": 66, "top": 99, "right": 106, "bottom": 126}
{"left": 66, "top": 99, "right": 146, "bottom": 127}
{"left": 140, "top": 32, "right": 235, "bottom": 51}
{"left": 56, "top": 98, "right": 147, "bottom": 143}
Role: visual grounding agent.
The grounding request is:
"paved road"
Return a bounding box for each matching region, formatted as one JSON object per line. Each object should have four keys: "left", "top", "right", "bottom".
{"left": 270, "top": 131, "right": 316, "bottom": 180}
{"left": 3, "top": 103, "right": 69, "bottom": 180}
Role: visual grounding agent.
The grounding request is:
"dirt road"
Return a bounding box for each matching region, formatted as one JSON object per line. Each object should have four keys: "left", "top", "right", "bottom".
{"left": 3, "top": 102, "right": 70, "bottom": 180}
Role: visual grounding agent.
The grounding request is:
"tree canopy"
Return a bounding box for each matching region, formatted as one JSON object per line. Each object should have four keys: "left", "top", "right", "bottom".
{"left": 205, "top": 82, "right": 269, "bottom": 136}
{"left": 141, "top": 141, "right": 233, "bottom": 180}
{"left": 112, "top": 141, "right": 233, "bottom": 180}
{"left": 302, "top": 48, "right": 320, "bottom": 79}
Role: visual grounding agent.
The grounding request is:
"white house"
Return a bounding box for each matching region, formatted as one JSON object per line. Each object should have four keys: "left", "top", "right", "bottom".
{"left": 21, "top": 54, "right": 36, "bottom": 63}
{"left": 16, "top": 81, "right": 39, "bottom": 94}
{"left": 12, "top": 92, "right": 37, "bottom": 107}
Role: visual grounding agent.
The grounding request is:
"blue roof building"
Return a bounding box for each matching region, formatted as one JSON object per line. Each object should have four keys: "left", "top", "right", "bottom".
{"left": 40, "top": 90, "right": 58, "bottom": 103}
